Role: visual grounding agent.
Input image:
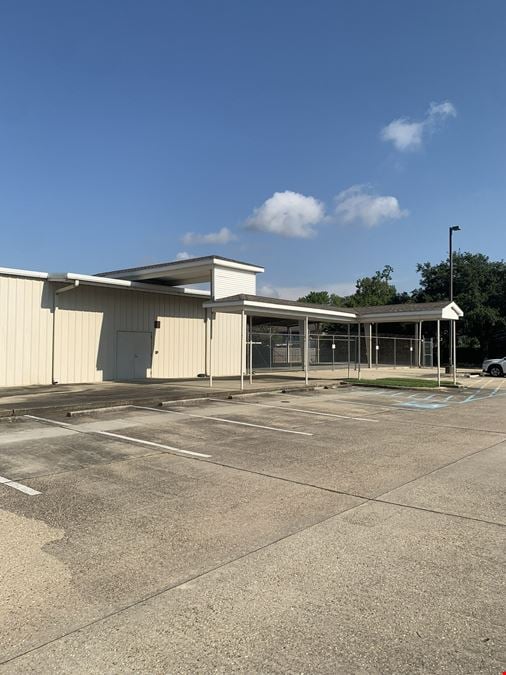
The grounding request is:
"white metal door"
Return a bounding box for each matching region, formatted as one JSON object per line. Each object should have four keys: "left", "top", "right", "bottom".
{"left": 116, "top": 331, "right": 152, "bottom": 380}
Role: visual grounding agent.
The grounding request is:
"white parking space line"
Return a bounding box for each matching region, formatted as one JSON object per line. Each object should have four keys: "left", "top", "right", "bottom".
{"left": 208, "top": 398, "right": 378, "bottom": 423}
{"left": 0, "top": 475, "right": 40, "bottom": 496}
{"left": 133, "top": 406, "right": 313, "bottom": 436}
{"left": 24, "top": 415, "right": 211, "bottom": 459}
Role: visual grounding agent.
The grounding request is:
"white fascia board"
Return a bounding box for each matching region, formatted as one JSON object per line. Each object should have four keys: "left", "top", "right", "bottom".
{"left": 107, "top": 258, "right": 264, "bottom": 280}
{"left": 0, "top": 266, "right": 48, "bottom": 280}
{"left": 212, "top": 259, "right": 264, "bottom": 274}
{"left": 360, "top": 308, "right": 461, "bottom": 323}
{"left": 242, "top": 300, "right": 355, "bottom": 319}
{"left": 204, "top": 299, "right": 357, "bottom": 322}
{"left": 48, "top": 273, "right": 210, "bottom": 298}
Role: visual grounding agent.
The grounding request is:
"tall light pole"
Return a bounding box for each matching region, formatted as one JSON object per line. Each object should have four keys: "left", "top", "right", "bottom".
{"left": 448, "top": 225, "right": 461, "bottom": 371}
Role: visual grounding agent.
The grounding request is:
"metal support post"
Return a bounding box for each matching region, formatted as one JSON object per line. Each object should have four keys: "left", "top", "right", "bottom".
{"left": 436, "top": 320, "right": 441, "bottom": 387}
{"left": 454, "top": 324, "right": 458, "bottom": 382}
{"left": 249, "top": 314, "right": 253, "bottom": 385}
{"left": 347, "top": 325, "right": 351, "bottom": 379}
{"left": 375, "top": 323, "right": 379, "bottom": 367}
{"left": 414, "top": 323, "right": 418, "bottom": 367}
{"left": 367, "top": 323, "right": 373, "bottom": 368}
{"left": 240, "top": 310, "right": 245, "bottom": 390}
{"left": 209, "top": 311, "right": 213, "bottom": 387}
{"left": 304, "top": 316, "right": 309, "bottom": 384}
{"left": 357, "top": 322, "right": 361, "bottom": 380}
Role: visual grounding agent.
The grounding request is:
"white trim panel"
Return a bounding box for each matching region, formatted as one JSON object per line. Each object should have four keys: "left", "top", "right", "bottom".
{"left": 48, "top": 273, "right": 210, "bottom": 299}
{"left": 204, "top": 299, "right": 356, "bottom": 322}
{"left": 0, "top": 267, "right": 49, "bottom": 280}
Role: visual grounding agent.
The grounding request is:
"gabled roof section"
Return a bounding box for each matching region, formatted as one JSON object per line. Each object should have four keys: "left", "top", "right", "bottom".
{"left": 356, "top": 300, "right": 449, "bottom": 315}
{"left": 357, "top": 300, "right": 463, "bottom": 322}
{"left": 99, "top": 255, "right": 264, "bottom": 286}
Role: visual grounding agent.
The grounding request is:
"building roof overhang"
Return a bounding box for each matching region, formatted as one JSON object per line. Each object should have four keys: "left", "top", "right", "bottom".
{"left": 47, "top": 272, "right": 211, "bottom": 298}
{"left": 98, "top": 255, "right": 264, "bottom": 286}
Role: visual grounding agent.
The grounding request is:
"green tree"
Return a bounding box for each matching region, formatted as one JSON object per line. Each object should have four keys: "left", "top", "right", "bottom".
{"left": 298, "top": 290, "right": 344, "bottom": 306}
{"left": 413, "top": 252, "right": 506, "bottom": 354}
{"left": 298, "top": 290, "right": 331, "bottom": 305}
{"left": 346, "top": 265, "right": 397, "bottom": 307}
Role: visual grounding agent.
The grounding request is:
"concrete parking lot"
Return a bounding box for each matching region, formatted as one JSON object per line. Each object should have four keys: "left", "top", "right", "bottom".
{"left": 1, "top": 366, "right": 501, "bottom": 417}
{"left": 0, "top": 385, "right": 504, "bottom": 673}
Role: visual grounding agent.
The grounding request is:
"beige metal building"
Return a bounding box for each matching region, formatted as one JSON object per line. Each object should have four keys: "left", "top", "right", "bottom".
{"left": 0, "top": 257, "right": 262, "bottom": 386}
{"left": 0, "top": 255, "right": 463, "bottom": 387}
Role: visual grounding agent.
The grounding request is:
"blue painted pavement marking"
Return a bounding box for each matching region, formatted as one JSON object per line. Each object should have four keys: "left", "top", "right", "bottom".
{"left": 397, "top": 401, "right": 448, "bottom": 410}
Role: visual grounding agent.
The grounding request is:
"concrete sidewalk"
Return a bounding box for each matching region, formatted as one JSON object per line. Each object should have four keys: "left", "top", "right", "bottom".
{"left": 0, "top": 366, "right": 484, "bottom": 417}
{"left": 0, "top": 374, "right": 341, "bottom": 417}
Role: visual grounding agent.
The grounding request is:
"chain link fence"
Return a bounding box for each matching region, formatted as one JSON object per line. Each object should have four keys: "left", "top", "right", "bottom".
{"left": 250, "top": 332, "right": 433, "bottom": 370}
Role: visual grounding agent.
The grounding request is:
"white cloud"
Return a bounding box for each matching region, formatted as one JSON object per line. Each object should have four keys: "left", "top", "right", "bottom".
{"left": 181, "top": 227, "right": 237, "bottom": 246}
{"left": 245, "top": 190, "right": 325, "bottom": 238}
{"left": 258, "top": 282, "right": 356, "bottom": 301}
{"left": 381, "top": 118, "right": 424, "bottom": 151}
{"left": 175, "top": 251, "right": 191, "bottom": 260}
{"left": 381, "top": 100, "right": 456, "bottom": 151}
{"left": 428, "top": 100, "right": 457, "bottom": 119}
{"left": 335, "top": 185, "right": 408, "bottom": 227}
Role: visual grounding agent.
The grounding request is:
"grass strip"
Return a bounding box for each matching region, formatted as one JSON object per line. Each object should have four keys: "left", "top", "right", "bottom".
{"left": 343, "top": 377, "right": 459, "bottom": 389}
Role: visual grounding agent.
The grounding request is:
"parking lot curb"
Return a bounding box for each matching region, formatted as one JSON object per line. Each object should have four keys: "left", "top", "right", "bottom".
{"left": 0, "top": 380, "right": 346, "bottom": 419}
{"left": 344, "top": 381, "right": 462, "bottom": 393}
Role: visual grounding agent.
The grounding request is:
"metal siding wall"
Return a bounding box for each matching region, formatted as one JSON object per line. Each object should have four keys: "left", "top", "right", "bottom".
{"left": 54, "top": 285, "right": 207, "bottom": 383}
{"left": 0, "top": 274, "right": 243, "bottom": 385}
{"left": 0, "top": 275, "right": 53, "bottom": 386}
{"left": 213, "top": 268, "right": 256, "bottom": 299}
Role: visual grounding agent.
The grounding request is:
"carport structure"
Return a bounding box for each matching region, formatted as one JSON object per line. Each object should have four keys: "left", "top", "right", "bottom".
{"left": 203, "top": 295, "right": 464, "bottom": 389}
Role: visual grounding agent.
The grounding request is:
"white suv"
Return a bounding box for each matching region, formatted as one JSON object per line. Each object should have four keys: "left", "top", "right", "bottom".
{"left": 482, "top": 357, "right": 506, "bottom": 377}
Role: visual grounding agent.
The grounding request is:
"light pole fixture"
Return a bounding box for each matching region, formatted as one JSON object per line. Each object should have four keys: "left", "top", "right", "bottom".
{"left": 448, "top": 225, "right": 461, "bottom": 371}
{"left": 449, "top": 225, "right": 461, "bottom": 302}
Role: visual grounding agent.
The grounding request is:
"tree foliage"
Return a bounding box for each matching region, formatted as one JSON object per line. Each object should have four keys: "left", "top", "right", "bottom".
{"left": 345, "top": 265, "right": 397, "bottom": 307}
{"left": 414, "top": 252, "right": 506, "bottom": 352}
{"left": 298, "top": 290, "right": 344, "bottom": 306}
{"left": 297, "top": 252, "right": 506, "bottom": 356}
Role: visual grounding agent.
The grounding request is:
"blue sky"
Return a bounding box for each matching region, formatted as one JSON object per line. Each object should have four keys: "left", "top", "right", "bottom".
{"left": 1, "top": 0, "right": 505, "bottom": 298}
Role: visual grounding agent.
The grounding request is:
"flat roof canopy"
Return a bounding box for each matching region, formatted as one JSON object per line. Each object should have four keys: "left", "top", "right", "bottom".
{"left": 99, "top": 255, "right": 264, "bottom": 286}
{"left": 204, "top": 294, "right": 463, "bottom": 324}
{"left": 204, "top": 295, "right": 357, "bottom": 323}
